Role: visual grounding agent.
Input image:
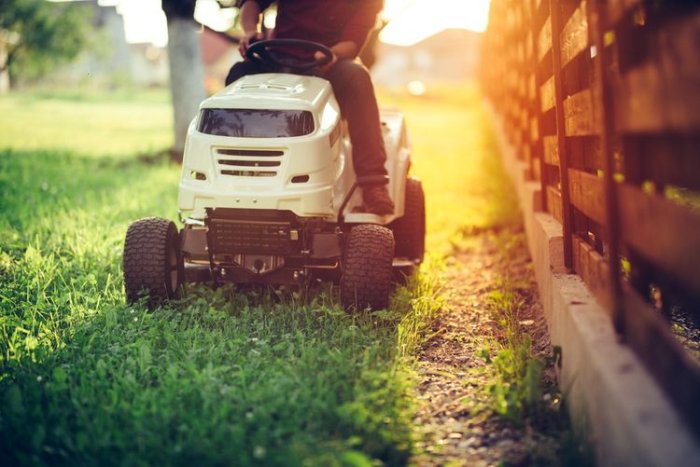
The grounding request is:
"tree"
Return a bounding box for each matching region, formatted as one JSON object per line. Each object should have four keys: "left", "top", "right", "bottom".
{"left": 0, "top": 0, "right": 90, "bottom": 89}
{"left": 162, "top": 0, "right": 206, "bottom": 162}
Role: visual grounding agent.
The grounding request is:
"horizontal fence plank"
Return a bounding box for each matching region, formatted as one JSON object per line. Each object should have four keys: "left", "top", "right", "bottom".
{"left": 559, "top": 2, "right": 589, "bottom": 67}
{"left": 518, "top": 74, "right": 527, "bottom": 99}
{"left": 533, "top": 0, "right": 547, "bottom": 27}
{"left": 521, "top": 107, "right": 529, "bottom": 130}
{"left": 619, "top": 183, "right": 700, "bottom": 296}
{"left": 530, "top": 116, "right": 539, "bottom": 141}
{"left": 522, "top": 144, "right": 531, "bottom": 165}
{"left": 622, "top": 285, "right": 700, "bottom": 437}
{"left": 573, "top": 235, "right": 611, "bottom": 309}
{"left": 564, "top": 88, "right": 600, "bottom": 136}
{"left": 532, "top": 156, "right": 542, "bottom": 182}
{"left": 526, "top": 30, "right": 534, "bottom": 60}
{"left": 529, "top": 74, "right": 537, "bottom": 100}
{"left": 543, "top": 135, "right": 559, "bottom": 165}
{"left": 569, "top": 169, "right": 606, "bottom": 225}
{"left": 538, "top": 16, "right": 552, "bottom": 62}
{"left": 517, "top": 42, "right": 526, "bottom": 64}
{"left": 615, "top": 77, "right": 700, "bottom": 132}
{"left": 546, "top": 185, "right": 563, "bottom": 224}
{"left": 540, "top": 77, "right": 556, "bottom": 112}
{"left": 613, "top": 11, "right": 700, "bottom": 132}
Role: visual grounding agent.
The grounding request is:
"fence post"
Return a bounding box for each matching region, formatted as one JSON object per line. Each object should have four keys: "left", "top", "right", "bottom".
{"left": 548, "top": 0, "right": 574, "bottom": 270}
{"left": 588, "top": 1, "right": 624, "bottom": 333}
{"left": 531, "top": 0, "right": 548, "bottom": 210}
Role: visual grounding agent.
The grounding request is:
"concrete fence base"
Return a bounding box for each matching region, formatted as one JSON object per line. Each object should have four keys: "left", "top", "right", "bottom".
{"left": 487, "top": 104, "right": 700, "bottom": 467}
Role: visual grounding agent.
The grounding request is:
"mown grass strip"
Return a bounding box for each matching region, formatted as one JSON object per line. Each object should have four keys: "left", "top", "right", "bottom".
{"left": 2, "top": 285, "right": 422, "bottom": 464}
{"left": 0, "top": 144, "right": 444, "bottom": 464}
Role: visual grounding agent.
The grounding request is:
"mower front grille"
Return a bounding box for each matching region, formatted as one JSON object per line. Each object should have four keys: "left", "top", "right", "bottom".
{"left": 215, "top": 147, "right": 285, "bottom": 178}
{"left": 220, "top": 169, "right": 276, "bottom": 177}
{"left": 218, "top": 160, "right": 280, "bottom": 167}
{"left": 208, "top": 219, "right": 296, "bottom": 255}
{"left": 217, "top": 149, "right": 284, "bottom": 157}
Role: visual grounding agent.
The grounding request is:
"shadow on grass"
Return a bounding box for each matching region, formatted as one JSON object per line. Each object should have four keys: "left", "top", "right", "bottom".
{"left": 0, "top": 282, "right": 418, "bottom": 466}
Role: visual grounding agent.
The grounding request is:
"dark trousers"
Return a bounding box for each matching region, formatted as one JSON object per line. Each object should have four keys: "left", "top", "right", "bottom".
{"left": 225, "top": 59, "right": 388, "bottom": 185}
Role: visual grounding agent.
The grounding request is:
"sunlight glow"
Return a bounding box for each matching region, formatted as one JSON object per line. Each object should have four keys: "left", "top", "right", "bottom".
{"left": 87, "top": 0, "right": 490, "bottom": 47}
{"left": 407, "top": 80, "right": 427, "bottom": 96}
{"left": 381, "top": 0, "right": 491, "bottom": 46}
{"left": 97, "top": 0, "right": 168, "bottom": 46}
{"left": 97, "top": 0, "right": 235, "bottom": 47}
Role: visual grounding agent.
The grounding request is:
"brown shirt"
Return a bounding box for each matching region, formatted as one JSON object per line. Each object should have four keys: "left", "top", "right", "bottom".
{"left": 243, "top": 0, "right": 383, "bottom": 52}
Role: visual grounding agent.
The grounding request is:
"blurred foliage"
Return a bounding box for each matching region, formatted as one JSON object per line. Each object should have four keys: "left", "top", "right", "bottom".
{"left": 0, "top": 0, "right": 92, "bottom": 85}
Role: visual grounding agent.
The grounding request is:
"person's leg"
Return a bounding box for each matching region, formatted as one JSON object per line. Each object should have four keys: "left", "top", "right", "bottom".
{"left": 325, "top": 59, "right": 394, "bottom": 214}
{"left": 225, "top": 60, "right": 267, "bottom": 86}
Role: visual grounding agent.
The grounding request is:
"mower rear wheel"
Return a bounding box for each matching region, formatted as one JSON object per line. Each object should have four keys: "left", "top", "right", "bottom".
{"left": 123, "top": 217, "right": 183, "bottom": 307}
{"left": 392, "top": 177, "right": 425, "bottom": 263}
{"left": 340, "top": 224, "right": 395, "bottom": 311}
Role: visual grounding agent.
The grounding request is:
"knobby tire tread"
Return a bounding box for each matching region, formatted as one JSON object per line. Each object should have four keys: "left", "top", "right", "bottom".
{"left": 123, "top": 217, "right": 180, "bottom": 307}
{"left": 341, "top": 224, "right": 395, "bottom": 310}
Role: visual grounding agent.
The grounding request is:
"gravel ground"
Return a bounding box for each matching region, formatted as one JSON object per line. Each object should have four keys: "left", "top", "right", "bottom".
{"left": 410, "top": 227, "right": 566, "bottom": 466}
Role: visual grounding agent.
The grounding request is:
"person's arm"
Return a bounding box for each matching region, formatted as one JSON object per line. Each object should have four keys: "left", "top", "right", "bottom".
{"left": 338, "top": 0, "right": 382, "bottom": 57}
{"left": 238, "top": 0, "right": 269, "bottom": 57}
{"left": 314, "top": 40, "right": 356, "bottom": 72}
{"left": 329, "top": 41, "right": 358, "bottom": 61}
{"left": 315, "top": 0, "right": 382, "bottom": 71}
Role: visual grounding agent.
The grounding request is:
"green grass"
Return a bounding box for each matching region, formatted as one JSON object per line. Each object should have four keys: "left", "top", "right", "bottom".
{"left": 0, "top": 83, "right": 516, "bottom": 465}
{"left": 377, "top": 84, "right": 521, "bottom": 255}
{"left": 0, "top": 145, "right": 443, "bottom": 464}
{"left": 485, "top": 279, "right": 546, "bottom": 424}
{"left": 481, "top": 236, "right": 594, "bottom": 466}
{"left": 0, "top": 88, "right": 172, "bottom": 158}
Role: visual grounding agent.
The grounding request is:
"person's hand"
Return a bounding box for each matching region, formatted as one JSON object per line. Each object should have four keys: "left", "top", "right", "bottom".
{"left": 314, "top": 50, "right": 337, "bottom": 74}
{"left": 239, "top": 31, "right": 264, "bottom": 58}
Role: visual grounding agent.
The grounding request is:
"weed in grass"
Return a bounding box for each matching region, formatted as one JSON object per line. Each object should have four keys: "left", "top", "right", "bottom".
{"left": 484, "top": 284, "right": 544, "bottom": 424}
{"left": 393, "top": 255, "right": 445, "bottom": 359}
{"left": 484, "top": 281, "right": 594, "bottom": 466}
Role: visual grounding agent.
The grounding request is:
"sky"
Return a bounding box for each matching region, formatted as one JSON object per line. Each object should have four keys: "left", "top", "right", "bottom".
{"left": 91, "top": 0, "right": 491, "bottom": 47}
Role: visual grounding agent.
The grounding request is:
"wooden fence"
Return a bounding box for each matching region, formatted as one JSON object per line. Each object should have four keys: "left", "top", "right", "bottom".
{"left": 482, "top": 0, "right": 700, "bottom": 436}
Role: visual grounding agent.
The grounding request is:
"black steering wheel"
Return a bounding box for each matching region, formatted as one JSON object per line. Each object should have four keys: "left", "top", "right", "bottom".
{"left": 246, "top": 39, "right": 334, "bottom": 73}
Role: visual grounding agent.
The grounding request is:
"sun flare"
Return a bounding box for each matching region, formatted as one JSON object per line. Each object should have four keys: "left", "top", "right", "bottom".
{"left": 381, "top": 0, "right": 491, "bottom": 46}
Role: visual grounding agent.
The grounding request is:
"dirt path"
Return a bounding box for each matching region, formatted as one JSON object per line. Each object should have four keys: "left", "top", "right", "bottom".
{"left": 411, "top": 228, "right": 560, "bottom": 466}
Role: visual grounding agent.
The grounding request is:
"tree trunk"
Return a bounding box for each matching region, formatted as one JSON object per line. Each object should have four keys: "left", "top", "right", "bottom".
{"left": 0, "top": 40, "right": 17, "bottom": 94}
{"left": 165, "top": 15, "right": 205, "bottom": 162}
{"left": 0, "top": 61, "right": 9, "bottom": 95}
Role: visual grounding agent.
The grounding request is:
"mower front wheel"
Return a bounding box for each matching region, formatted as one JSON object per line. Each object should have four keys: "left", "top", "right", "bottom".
{"left": 340, "top": 224, "right": 395, "bottom": 311}
{"left": 123, "top": 217, "right": 183, "bottom": 308}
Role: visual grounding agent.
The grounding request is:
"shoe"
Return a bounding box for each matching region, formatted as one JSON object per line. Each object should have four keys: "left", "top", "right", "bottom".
{"left": 362, "top": 185, "right": 395, "bottom": 215}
